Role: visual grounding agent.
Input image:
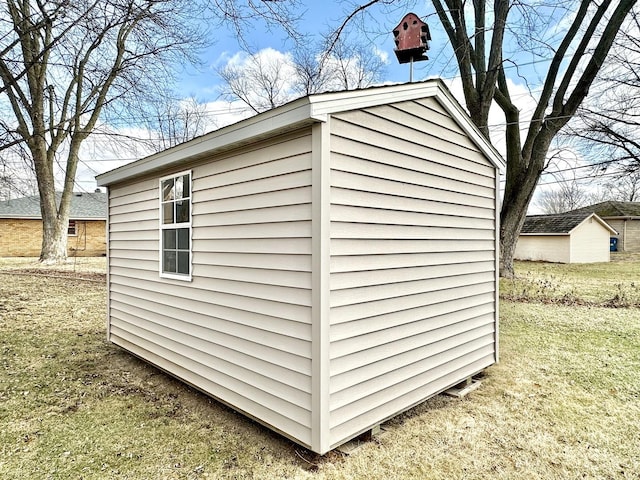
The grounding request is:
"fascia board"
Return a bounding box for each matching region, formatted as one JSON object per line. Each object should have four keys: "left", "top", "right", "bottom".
{"left": 97, "top": 98, "right": 315, "bottom": 186}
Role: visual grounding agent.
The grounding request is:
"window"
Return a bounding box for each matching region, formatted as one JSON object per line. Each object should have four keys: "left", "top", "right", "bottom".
{"left": 160, "top": 171, "right": 191, "bottom": 279}
{"left": 68, "top": 220, "right": 77, "bottom": 236}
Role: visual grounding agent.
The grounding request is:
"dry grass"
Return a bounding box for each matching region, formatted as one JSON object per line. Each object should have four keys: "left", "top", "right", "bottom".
{"left": 0, "top": 257, "right": 639, "bottom": 479}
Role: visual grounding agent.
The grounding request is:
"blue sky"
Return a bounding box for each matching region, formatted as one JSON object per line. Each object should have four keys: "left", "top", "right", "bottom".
{"left": 175, "top": 1, "right": 448, "bottom": 100}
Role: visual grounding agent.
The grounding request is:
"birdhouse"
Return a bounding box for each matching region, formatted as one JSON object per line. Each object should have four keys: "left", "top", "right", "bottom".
{"left": 393, "top": 13, "right": 430, "bottom": 64}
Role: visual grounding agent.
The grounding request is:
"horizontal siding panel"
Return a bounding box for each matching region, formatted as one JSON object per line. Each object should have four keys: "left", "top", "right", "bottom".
{"left": 109, "top": 257, "right": 157, "bottom": 273}
{"left": 109, "top": 179, "right": 157, "bottom": 199}
{"left": 110, "top": 311, "right": 311, "bottom": 400}
{"left": 367, "top": 103, "right": 480, "bottom": 155}
{"left": 192, "top": 221, "right": 311, "bottom": 240}
{"left": 332, "top": 155, "right": 495, "bottom": 201}
{"left": 330, "top": 251, "right": 495, "bottom": 273}
{"left": 331, "top": 204, "right": 494, "bottom": 230}
{"left": 331, "top": 187, "right": 494, "bottom": 220}
{"left": 332, "top": 170, "right": 495, "bottom": 209}
{"left": 193, "top": 264, "right": 311, "bottom": 290}
{"left": 329, "top": 353, "right": 494, "bottom": 446}
{"left": 331, "top": 271, "right": 495, "bottom": 308}
{"left": 109, "top": 281, "right": 311, "bottom": 327}
{"left": 331, "top": 260, "right": 495, "bottom": 290}
{"left": 110, "top": 331, "right": 312, "bottom": 446}
{"left": 193, "top": 132, "right": 311, "bottom": 181}
{"left": 108, "top": 249, "right": 158, "bottom": 261}
{"left": 108, "top": 187, "right": 157, "bottom": 208}
{"left": 196, "top": 154, "right": 311, "bottom": 191}
{"left": 330, "top": 339, "right": 495, "bottom": 425}
{"left": 330, "top": 222, "right": 495, "bottom": 241}
{"left": 331, "top": 238, "right": 495, "bottom": 256}
{"left": 111, "top": 271, "right": 311, "bottom": 307}
{"left": 108, "top": 219, "right": 157, "bottom": 233}
{"left": 110, "top": 322, "right": 311, "bottom": 423}
{"left": 194, "top": 187, "right": 311, "bottom": 215}
{"left": 331, "top": 304, "right": 495, "bottom": 357}
{"left": 331, "top": 131, "right": 494, "bottom": 185}
{"left": 330, "top": 321, "right": 495, "bottom": 385}
{"left": 194, "top": 170, "right": 312, "bottom": 203}
{"left": 193, "top": 238, "right": 311, "bottom": 255}
{"left": 330, "top": 293, "right": 495, "bottom": 341}
{"left": 194, "top": 204, "right": 311, "bottom": 227}
{"left": 195, "top": 252, "right": 311, "bottom": 273}
{"left": 109, "top": 239, "right": 158, "bottom": 251}
{"left": 331, "top": 114, "right": 493, "bottom": 176}
{"left": 331, "top": 282, "right": 495, "bottom": 324}
{"left": 110, "top": 289, "right": 311, "bottom": 345}
{"left": 109, "top": 229, "right": 158, "bottom": 242}
{"left": 109, "top": 208, "right": 159, "bottom": 225}
{"left": 110, "top": 198, "right": 157, "bottom": 216}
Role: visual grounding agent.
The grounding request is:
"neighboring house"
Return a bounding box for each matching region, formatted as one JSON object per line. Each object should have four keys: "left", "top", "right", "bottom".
{"left": 515, "top": 212, "right": 616, "bottom": 263}
{"left": 568, "top": 201, "right": 640, "bottom": 252}
{"left": 96, "top": 80, "right": 505, "bottom": 454}
{"left": 0, "top": 191, "right": 107, "bottom": 257}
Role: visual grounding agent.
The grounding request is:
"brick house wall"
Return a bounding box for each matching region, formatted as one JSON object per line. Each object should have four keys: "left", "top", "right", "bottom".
{"left": 0, "top": 218, "right": 106, "bottom": 257}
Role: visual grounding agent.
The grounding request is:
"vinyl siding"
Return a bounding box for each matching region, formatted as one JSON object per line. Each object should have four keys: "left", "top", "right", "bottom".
{"left": 570, "top": 219, "right": 611, "bottom": 263}
{"left": 327, "top": 99, "right": 498, "bottom": 447}
{"left": 514, "top": 235, "right": 570, "bottom": 263}
{"left": 107, "top": 130, "right": 315, "bottom": 447}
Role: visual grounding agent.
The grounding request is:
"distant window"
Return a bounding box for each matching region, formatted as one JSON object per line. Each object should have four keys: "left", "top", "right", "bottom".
{"left": 68, "top": 220, "right": 77, "bottom": 236}
{"left": 160, "top": 171, "right": 191, "bottom": 279}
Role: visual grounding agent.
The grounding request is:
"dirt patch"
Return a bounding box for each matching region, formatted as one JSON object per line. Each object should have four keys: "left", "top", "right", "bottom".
{"left": 1, "top": 268, "right": 106, "bottom": 283}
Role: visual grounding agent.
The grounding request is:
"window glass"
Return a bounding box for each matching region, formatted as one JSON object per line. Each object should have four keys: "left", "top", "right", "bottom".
{"left": 160, "top": 171, "right": 191, "bottom": 278}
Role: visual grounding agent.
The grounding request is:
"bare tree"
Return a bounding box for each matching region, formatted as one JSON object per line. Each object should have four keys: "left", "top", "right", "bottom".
{"left": 569, "top": 9, "right": 640, "bottom": 181}
{"left": 0, "top": 0, "right": 301, "bottom": 263}
{"left": 331, "top": 0, "right": 637, "bottom": 276}
{"left": 535, "top": 181, "right": 589, "bottom": 214}
{"left": 143, "top": 96, "right": 212, "bottom": 152}
{"left": 217, "top": 38, "right": 386, "bottom": 113}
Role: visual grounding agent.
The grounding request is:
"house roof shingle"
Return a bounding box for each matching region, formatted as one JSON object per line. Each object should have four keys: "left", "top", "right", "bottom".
{"left": 569, "top": 201, "right": 640, "bottom": 218}
{"left": 521, "top": 212, "right": 594, "bottom": 234}
{"left": 0, "top": 192, "right": 107, "bottom": 219}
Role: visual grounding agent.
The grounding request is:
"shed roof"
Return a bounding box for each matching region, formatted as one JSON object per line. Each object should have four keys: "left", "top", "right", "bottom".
{"left": 521, "top": 212, "right": 617, "bottom": 235}
{"left": 568, "top": 201, "right": 640, "bottom": 218}
{"left": 96, "top": 79, "right": 505, "bottom": 187}
{"left": 0, "top": 192, "right": 107, "bottom": 219}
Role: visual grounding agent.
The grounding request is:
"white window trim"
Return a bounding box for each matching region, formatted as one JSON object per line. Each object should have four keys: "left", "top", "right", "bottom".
{"left": 159, "top": 170, "right": 193, "bottom": 281}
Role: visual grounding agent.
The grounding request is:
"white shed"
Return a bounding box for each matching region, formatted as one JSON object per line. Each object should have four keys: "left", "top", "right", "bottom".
{"left": 96, "top": 80, "right": 505, "bottom": 454}
{"left": 515, "top": 212, "right": 617, "bottom": 263}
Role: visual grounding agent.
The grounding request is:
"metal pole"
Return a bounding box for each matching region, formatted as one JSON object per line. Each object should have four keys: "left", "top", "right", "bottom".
{"left": 410, "top": 56, "right": 414, "bottom": 82}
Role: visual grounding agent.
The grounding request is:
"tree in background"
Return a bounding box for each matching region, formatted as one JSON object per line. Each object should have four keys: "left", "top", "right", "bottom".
{"left": 332, "top": 0, "right": 637, "bottom": 276}
{"left": 217, "top": 38, "right": 386, "bottom": 113}
{"left": 0, "top": 0, "right": 300, "bottom": 263}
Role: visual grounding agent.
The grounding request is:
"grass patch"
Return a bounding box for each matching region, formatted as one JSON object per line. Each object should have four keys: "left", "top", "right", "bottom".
{"left": 1, "top": 258, "right": 639, "bottom": 478}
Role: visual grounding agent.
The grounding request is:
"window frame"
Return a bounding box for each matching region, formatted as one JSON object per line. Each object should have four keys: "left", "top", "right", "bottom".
{"left": 67, "top": 219, "right": 77, "bottom": 236}
{"left": 159, "top": 170, "right": 192, "bottom": 281}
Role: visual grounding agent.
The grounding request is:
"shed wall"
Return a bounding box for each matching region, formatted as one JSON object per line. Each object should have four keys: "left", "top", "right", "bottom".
{"left": 514, "top": 235, "right": 570, "bottom": 263}
{"left": 107, "top": 131, "right": 315, "bottom": 446}
{"left": 326, "top": 98, "right": 498, "bottom": 447}
{"left": 570, "top": 219, "right": 611, "bottom": 263}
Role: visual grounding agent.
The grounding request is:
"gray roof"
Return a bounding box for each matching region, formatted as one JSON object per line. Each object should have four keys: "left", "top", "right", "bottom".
{"left": 0, "top": 192, "right": 107, "bottom": 219}
{"left": 521, "top": 212, "right": 617, "bottom": 235}
{"left": 568, "top": 201, "right": 640, "bottom": 218}
{"left": 521, "top": 212, "right": 596, "bottom": 234}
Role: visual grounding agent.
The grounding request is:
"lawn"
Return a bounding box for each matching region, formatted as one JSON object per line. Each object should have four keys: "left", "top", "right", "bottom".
{"left": 0, "top": 257, "right": 639, "bottom": 479}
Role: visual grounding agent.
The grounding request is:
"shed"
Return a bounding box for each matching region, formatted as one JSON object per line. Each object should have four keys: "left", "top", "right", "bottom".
{"left": 515, "top": 212, "right": 617, "bottom": 263}
{"left": 567, "top": 201, "right": 640, "bottom": 252}
{"left": 96, "top": 80, "right": 505, "bottom": 454}
{"left": 0, "top": 191, "right": 107, "bottom": 257}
